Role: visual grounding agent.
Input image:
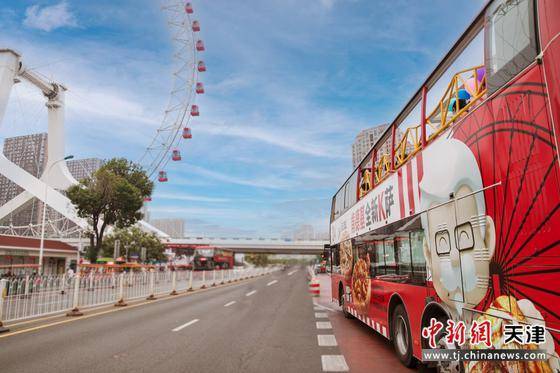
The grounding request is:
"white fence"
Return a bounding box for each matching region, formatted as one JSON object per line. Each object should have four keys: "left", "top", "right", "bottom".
{"left": 0, "top": 267, "right": 275, "bottom": 324}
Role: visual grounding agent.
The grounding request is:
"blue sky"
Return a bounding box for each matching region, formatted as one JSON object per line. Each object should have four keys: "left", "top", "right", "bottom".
{"left": 0, "top": 0, "right": 484, "bottom": 237}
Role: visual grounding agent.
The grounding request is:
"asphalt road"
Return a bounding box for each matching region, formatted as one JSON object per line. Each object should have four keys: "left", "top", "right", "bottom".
{"left": 0, "top": 267, "right": 342, "bottom": 373}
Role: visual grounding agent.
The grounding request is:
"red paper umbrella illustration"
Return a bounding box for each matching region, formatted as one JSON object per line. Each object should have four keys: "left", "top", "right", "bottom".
{"left": 453, "top": 77, "right": 560, "bottom": 343}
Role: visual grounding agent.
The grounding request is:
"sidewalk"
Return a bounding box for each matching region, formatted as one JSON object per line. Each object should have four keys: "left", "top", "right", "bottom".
{"left": 313, "top": 274, "right": 418, "bottom": 373}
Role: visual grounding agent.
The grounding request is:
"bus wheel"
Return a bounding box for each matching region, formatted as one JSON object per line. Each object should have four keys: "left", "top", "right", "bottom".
{"left": 434, "top": 319, "right": 463, "bottom": 373}
{"left": 392, "top": 304, "right": 415, "bottom": 367}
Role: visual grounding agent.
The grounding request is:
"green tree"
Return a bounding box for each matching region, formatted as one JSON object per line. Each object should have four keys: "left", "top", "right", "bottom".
{"left": 67, "top": 158, "right": 153, "bottom": 262}
{"left": 245, "top": 253, "right": 269, "bottom": 267}
{"left": 101, "top": 227, "right": 166, "bottom": 262}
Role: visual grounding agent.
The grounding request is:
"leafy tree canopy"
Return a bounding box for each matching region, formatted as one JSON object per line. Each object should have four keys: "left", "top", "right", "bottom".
{"left": 101, "top": 226, "right": 167, "bottom": 263}
{"left": 245, "top": 253, "right": 269, "bottom": 267}
{"left": 67, "top": 158, "right": 153, "bottom": 262}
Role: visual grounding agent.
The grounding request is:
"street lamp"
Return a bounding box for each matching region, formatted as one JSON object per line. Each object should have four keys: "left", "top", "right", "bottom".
{"left": 38, "top": 155, "right": 74, "bottom": 275}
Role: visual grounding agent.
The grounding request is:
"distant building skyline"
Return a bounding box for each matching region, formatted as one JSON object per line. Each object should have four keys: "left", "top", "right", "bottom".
{"left": 351, "top": 124, "right": 389, "bottom": 168}
{"left": 66, "top": 158, "right": 104, "bottom": 182}
{"left": 150, "top": 218, "right": 185, "bottom": 238}
{"left": 0, "top": 133, "right": 48, "bottom": 227}
{"left": 0, "top": 133, "right": 103, "bottom": 232}
{"left": 351, "top": 124, "right": 415, "bottom": 169}
{"left": 292, "top": 224, "right": 328, "bottom": 241}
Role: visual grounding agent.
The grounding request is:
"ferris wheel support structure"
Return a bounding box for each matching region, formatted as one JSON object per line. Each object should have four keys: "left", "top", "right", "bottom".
{"left": 138, "top": 0, "right": 202, "bottom": 181}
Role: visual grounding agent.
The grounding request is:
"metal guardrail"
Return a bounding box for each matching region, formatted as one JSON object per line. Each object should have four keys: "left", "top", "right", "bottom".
{"left": 0, "top": 267, "right": 277, "bottom": 325}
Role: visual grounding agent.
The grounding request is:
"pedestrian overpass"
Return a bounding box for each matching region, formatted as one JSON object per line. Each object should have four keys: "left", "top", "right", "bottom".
{"left": 166, "top": 237, "right": 328, "bottom": 255}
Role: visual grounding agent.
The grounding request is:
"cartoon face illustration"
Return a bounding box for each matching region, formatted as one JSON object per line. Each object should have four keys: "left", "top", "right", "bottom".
{"left": 420, "top": 139, "right": 495, "bottom": 316}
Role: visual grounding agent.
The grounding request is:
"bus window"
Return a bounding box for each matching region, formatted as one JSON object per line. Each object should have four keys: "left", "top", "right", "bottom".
{"left": 332, "top": 244, "right": 341, "bottom": 274}
{"left": 384, "top": 238, "right": 397, "bottom": 275}
{"left": 334, "top": 188, "right": 344, "bottom": 219}
{"left": 395, "top": 234, "right": 412, "bottom": 276}
{"left": 345, "top": 170, "right": 358, "bottom": 209}
{"left": 485, "top": 0, "right": 537, "bottom": 94}
{"left": 359, "top": 154, "right": 373, "bottom": 198}
{"left": 410, "top": 230, "right": 427, "bottom": 284}
{"left": 394, "top": 98, "right": 422, "bottom": 167}
{"left": 425, "top": 30, "right": 484, "bottom": 138}
{"left": 370, "top": 240, "right": 385, "bottom": 277}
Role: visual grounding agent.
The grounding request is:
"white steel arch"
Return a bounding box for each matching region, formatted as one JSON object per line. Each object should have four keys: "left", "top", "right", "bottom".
{"left": 0, "top": 49, "right": 87, "bottom": 230}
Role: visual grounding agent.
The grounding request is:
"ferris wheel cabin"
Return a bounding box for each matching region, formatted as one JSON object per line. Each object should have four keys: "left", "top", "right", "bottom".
{"left": 182, "top": 127, "right": 192, "bottom": 139}
{"left": 172, "top": 149, "right": 182, "bottom": 161}
{"left": 197, "top": 61, "right": 206, "bottom": 72}
{"left": 158, "top": 171, "right": 168, "bottom": 182}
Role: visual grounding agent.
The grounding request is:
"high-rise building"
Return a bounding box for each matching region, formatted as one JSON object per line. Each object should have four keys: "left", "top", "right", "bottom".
{"left": 351, "top": 124, "right": 415, "bottom": 168}
{"left": 293, "top": 224, "right": 315, "bottom": 240}
{"left": 66, "top": 158, "right": 104, "bottom": 182}
{"left": 150, "top": 218, "right": 185, "bottom": 238}
{"left": 0, "top": 133, "right": 48, "bottom": 227}
{"left": 351, "top": 124, "right": 389, "bottom": 168}
{"left": 0, "top": 134, "right": 103, "bottom": 234}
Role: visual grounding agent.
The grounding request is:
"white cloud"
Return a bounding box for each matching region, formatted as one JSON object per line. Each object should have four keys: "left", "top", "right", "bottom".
{"left": 154, "top": 192, "right": 229, "bottom": 203}
{"left": 24, "top": 2, "right": 78, "bottom": 32}
{"left": 197, "top": 122, "right": 345, "bottom": 159}
{"left": 186, "top": 164, "right": 294, "bottom": 190}
{"left": 319, "top": 0, "right": 336, "bottom": 9}
{"left": 148, "top": 206, "right": 236, "bottom": 218}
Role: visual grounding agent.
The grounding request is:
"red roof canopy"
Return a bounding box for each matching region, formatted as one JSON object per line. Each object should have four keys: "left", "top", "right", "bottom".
{"left": 0, "top": 235, "right": 77, "bottom": 252}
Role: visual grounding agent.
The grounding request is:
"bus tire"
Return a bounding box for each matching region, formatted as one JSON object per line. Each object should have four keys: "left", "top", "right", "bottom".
{"left": 392, "top": 304, "right": 415, "bottom": 368}
{"left": 433, "top": 315, "right": 463, "bottom": 373}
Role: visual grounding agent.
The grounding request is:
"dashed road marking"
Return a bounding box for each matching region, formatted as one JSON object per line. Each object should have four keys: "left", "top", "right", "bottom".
{"left": 224, "top": 301, "right": 236, "bottom": 307}
{"left": 321, "top": 355, "right": 349, "bottom": 372}
{"left": 316, "top": 321, "right": 332, "bottom": 329}
{"left": 317, "top": 334, "right": 338, "bottom": 347}
{"left": 172, "top": 319, "right": 199, "bottom": 332}
{"left": 245, "top": 290, "right": 257, "bottom": 297}
{"left": 287, "top": 270, "right": 297, "bottom": 276}
{"left": 315, "top": 312, "right": 328, "bottom": 318}
{"left": 313, "top": 303, "right": 336, "bottom": 312}
{"left": 266, "top": 280, "right": 278, "bottom": 286}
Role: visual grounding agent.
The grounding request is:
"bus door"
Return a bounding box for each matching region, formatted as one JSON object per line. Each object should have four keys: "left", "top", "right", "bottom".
{"left": 425, "top": 198, "right": 465, "bottom": 305}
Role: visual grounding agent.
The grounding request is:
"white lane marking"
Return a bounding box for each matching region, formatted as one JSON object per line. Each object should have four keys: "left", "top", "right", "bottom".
{"left": 313, "top": 303, "right": 336, "bottom": 312}
{"left": 172, "top": 319, "right": 199, "bottom": 332}
{"left": 321, "top": 355, "right": 349, "bottom": 372}
{"left": 287, "top": 270, "right": 297, "bottom": 276}
{"left": 246, "top": 290, "right": 257, "bottom": 297}
{"left": 224, "top": 301, "right": 236, "bottom": 307}
{"left": 316, "top": 321, "right": 332, "bottom": 329}
{"left": 315, "top": 312, "right": 328, "bottom": 318}
{"left": 266, "top": 280, "right": 278, "bottom": 286}
{"left": 317, "top": 334, "right": 338, "bottom": 347}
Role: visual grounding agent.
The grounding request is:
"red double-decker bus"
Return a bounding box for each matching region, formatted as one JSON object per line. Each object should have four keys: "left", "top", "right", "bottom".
{"left": 329, "top": 0, "right": 560, "bottom": 371}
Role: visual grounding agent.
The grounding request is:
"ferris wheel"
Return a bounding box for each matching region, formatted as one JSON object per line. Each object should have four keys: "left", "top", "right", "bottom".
{"left": 138, "top": 0, "right": 206, "bottom": 183}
